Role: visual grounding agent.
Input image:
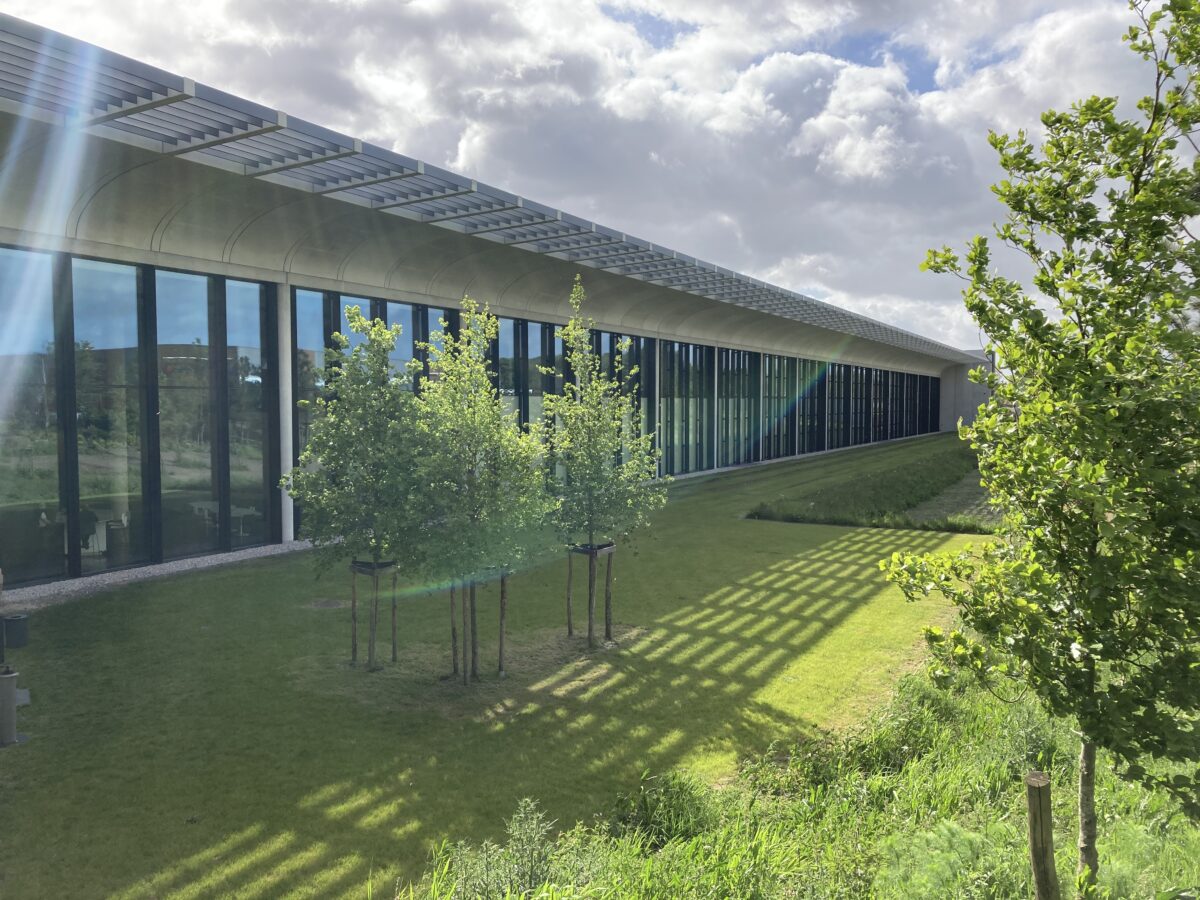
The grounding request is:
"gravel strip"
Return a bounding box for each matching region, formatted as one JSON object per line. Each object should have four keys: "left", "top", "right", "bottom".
{"left": 2, "top": 541, "right": 312, "bottom": 613}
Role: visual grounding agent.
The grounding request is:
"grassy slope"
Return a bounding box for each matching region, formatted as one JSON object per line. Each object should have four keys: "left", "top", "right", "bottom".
{"left": 747, "top": 432, "right": 995, "bottom": 533}
{"left": 0, "top": 437, "right": 973, "bottom": 898}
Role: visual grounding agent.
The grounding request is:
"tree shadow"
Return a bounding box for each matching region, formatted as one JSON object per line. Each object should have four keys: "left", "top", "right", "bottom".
{"left": 70, "top": 524, "right": 961, "bottom": 898}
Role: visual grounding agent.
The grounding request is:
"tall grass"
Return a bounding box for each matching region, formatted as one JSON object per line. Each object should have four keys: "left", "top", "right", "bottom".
{"left": 405, "top": 674, "right": 1200, "bottom": 898}
{"left": 747, "top": 439, "right": 996, "bottom": 534}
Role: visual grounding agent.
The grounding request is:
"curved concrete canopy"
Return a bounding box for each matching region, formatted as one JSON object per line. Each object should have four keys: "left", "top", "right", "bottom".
{"left": 0, "top": 12, "right": 978, "bottom": 377}
{"left": 0, "top": 110, "right": 967, "bottom": 378}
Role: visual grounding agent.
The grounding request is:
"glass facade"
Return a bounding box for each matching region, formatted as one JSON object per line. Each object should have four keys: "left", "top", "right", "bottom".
{"left": 74, "top": 260, "right": 149, "bottom": 573}
{"left": 660, "top": 340, "right": 714, "bottom": 475}
{"left": 0, "top": 249, "right": 278, "bottom": 586}
{"left": 226, "top": 281, "right": 272, "bottom": 549}
{"left": 1, "top": 246, "right": 946, "bottom": 585}
{"left": 0, "top": 249, "right": 63, "bottom": 583}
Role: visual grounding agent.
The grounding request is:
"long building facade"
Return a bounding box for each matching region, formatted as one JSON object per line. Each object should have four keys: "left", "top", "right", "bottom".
{"left": 0, "top": 15, "right": 987, "bottom": 587}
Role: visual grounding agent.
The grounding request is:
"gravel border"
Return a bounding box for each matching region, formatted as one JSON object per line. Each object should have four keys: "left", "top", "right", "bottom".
{"left": 2, "top": 541, "right": 312, "bottom": 614}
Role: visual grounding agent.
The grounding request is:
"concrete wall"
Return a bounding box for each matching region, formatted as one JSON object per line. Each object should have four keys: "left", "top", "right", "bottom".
{"left": 939, "top": 360, "right": 991, "bottom": 431}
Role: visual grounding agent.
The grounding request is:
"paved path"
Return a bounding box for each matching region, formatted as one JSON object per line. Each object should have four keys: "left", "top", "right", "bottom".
{"left": 2, "top": 541, "right": 312, "bottom": 613}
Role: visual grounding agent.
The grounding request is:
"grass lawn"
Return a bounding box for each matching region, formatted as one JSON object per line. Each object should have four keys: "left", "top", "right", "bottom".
{"left": 0, "top": 436, "right": 978, "bottom": 898}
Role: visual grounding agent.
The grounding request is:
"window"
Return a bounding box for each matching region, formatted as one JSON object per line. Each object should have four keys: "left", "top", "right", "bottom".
{"left": 0, "top": 248, "right": 63, "bottom": 583}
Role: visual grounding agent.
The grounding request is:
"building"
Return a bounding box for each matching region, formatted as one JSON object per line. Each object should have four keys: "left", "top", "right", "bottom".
{"left": 0, "top": 14, "right": 987, "bottom": 587}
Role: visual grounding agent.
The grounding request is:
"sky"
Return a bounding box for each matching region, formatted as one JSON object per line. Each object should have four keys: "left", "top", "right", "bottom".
{"left": 4, "top": 0, "right": 1154, "bottom": 350}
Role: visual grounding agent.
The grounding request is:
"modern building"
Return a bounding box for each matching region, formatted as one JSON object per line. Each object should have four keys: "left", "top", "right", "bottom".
{"left": 0, "top": 14, "right": 986, "bottom": 587}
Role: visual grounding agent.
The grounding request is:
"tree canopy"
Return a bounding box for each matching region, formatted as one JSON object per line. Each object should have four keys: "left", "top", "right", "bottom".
{"left": 886, "top": 0, "right": 1200, "bottom": 884}
{"left": 543, "top": 277, "right": 666, "bottom": 551}
{"left": 284, "top": 306, "right": 424, "bottom": 574}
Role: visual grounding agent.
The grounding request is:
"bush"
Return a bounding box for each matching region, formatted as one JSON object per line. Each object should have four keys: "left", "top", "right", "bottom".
{"left": 612, "top": 771, "right": 716, "bottom": 847}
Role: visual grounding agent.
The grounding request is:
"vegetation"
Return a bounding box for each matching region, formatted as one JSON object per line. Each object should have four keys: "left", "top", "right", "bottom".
{"left": 0, "top": 437, "right": 970, "bottom": 897}
{"left": 413, "top": 299, "right": 553, "bottom": 681}
{"left": 748, "top": 434, "right": 993, "bottom": 533}
{"left": 285, "top": 307, "right": 424, "bottom": 670}
{"left": 543, "top": 277, "right": 666, "bottom": 647}
{"left": 888, "top": 1, "right": 1200, "bottom": 889}
{"left": 410, "top": 673, "right": 1200, "bottom": 899}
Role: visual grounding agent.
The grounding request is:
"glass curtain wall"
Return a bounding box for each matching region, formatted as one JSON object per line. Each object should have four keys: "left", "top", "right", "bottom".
{"left": 761, "top": 354, "right": 796, "bottom": 461}
{"left": 660, "top": 340, "right": 713, "bottom": 475}
{"left": 73, "top": 260, "right": 149, "bottom": 574}
{"left": 226, "top": 280, "right": 271, "bottom": 548}
{"left": 156, "top": 270, "right": 217, "bottom": 559}
{"left": 0, "top": 256, "right": 283, "bottom": 586}
{"left": 0, "top": 249, "right": 63, "bottom": 583}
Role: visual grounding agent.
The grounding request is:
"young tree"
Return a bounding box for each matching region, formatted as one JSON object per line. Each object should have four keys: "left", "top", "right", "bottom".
{"left": 284, "top": 307, "right": 423, "bottom": 671}
{"left": 886, "top": 2, "right": 1200, "bottom": 890}
{"left": 543, "top": 277, "right": 667, "bottom": 649}
{"left": 414, "top": 298, "right": 552, "bottom": 683}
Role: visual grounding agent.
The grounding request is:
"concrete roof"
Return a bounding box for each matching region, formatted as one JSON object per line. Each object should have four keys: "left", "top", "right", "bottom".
{"left": 0, "top": 12, "right": 978, "bottom": 370}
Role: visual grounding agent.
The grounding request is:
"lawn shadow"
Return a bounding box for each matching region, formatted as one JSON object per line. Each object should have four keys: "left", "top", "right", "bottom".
{"left": 100, "top": 523, "right": 958, "bottom": 898}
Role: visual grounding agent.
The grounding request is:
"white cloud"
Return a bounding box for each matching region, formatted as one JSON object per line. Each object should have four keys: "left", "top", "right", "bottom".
{"left": 2, "top": 0, "right": 1149, "bottom": 348}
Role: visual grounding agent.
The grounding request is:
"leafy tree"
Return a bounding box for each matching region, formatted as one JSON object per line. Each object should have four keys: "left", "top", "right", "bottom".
{"left": 543, "top": 277, "right": 667, "bottom": 649}
{"left": 886, "top": 1, "right": 1200, "bottom": 890}
{"left": 414, "top": 298, "right": 553, "bottom": 682}
{"left": 284, "top": 307, "right": 423, "bottom": 671}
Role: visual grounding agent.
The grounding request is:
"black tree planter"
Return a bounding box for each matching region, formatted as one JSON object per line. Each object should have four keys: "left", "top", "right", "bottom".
{"left": 349, "top": 560, "right": 397, "bottom": 670}
{"left": 567, "top": 543, "right": 617, "bottom": 648}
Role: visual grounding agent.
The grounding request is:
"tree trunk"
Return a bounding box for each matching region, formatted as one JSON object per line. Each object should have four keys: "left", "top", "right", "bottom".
{"left": 566, "top": 551, "right": 574, "bottom": 638}
{"left": 469, "top": 581, "right": 479, "bottom": 680}
{"left": 449, "top": 583, "right": 459, "bottom": 676}
{"left": 1077, "top": 739, "right": 1099, "bottom": 891}
{"left": 460, "top": 580, "right": 469, "bottom": 686}
{"left": 587, "top": 548, "right": 597, "bottom": 649}
{"left": 368, "top": 570, "right": 379, "bottom": 671}
{"left": 498, "top": 572, "right": 508, "bottom": 677}
{"left": 391, "top": 572, "right": 398, "bottom": 664}
{"left": 604, "top": 550, "right": 614, "bottom": 643}
{"left": 350, "top": 570, "right": 358, "bottom": 664}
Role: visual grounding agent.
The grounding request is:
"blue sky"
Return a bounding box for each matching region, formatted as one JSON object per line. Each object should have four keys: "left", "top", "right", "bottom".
{"left": 4, "top": 0, "right": 1147, "bottom": 348}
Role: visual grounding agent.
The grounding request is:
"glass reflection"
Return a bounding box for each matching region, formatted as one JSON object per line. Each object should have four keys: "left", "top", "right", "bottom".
{"left": 227, "top": 280, "right": 268, "bottom": 548}
{"left": 73, "top": 259, "right": 148, "bottom": 573}
{"left": 157, "top": 270, "right": 217, "bottom": 559}
{"left": 0, "top": 249, "right": 63, "bottom": 583}
{"left": 294, "top": 289, "right": 326, "bottom": 457}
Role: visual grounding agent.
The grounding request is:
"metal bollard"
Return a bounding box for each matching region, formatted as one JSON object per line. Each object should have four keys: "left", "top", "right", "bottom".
{"left": 0, "top": 666, "right": 18, "bottom": 746}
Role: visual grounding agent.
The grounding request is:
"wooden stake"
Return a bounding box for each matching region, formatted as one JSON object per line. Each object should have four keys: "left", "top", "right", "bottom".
{"left": 566, "top": 551, "right": 574, "bottom": 638}
{"left": 1025, "top": 770, "right": 1061, "bottom": 900}
{"left": 350, "top": 569, "right": 358, "bottom": 664}
{"left": 498, "top": 572, "right": 508, "bottom": 677}
{"left": 604, "top": 550, "right": 614, "bottom": 643}
{"left": 450, "top": 583, "right": 459, "bottom": 676}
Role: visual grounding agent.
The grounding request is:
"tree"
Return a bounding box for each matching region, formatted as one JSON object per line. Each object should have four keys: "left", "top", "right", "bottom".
{"left": 284, "top": 307, "right": 424, "bottom": 671}
{"left": 543, "top": 277, "right": 667, "bottom": 649}
{"left": 414, "top": 298, "right": 552, "bottom": 683}
{"left": 885, "top": 2, "right": 1200, "bottom": 891}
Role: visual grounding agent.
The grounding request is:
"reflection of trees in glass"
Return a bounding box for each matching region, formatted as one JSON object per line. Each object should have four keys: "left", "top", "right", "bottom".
{"left": 0, "top": 340, "right": 58, "bottom": 508}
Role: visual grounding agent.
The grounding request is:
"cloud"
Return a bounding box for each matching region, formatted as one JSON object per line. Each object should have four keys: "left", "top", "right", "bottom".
{"left": 3, "top": 0, "right": 1147, "bottom": 348}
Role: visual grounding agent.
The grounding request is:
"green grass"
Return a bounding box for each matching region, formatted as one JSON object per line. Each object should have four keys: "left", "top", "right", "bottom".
{"left": 418, "top": 674, "right": 1200, "bottom": 898}
{"left": 0, "top": 436, "right": 978, "bottom": 897}
{"left": 747, "top": 433, "right": 996, "bottom": 534}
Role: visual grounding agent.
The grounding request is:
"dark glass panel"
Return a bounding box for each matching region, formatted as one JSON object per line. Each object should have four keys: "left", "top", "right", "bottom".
{"left": 73, "top": 259, "right": 148, "bottom": 573}
{"left": 227, "top": 280, "right": 268, "bottom": 548}
{"left": 0, "top": 248, "right": 64, "bottom": 583}
{"left": 156, "top": 270, "right": 217, "bottom": 559}
{"left": 498, "top": 317, "right": 518, "bottom": 416}
{"left": 527, "top": 323, "right": 544, "bottom": 423}
{"left": 294, "top": 289, "right": 326, "bottom": 459}
{"left": 386, "top": 301, "right": 415, "bottom": 387}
